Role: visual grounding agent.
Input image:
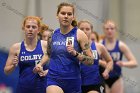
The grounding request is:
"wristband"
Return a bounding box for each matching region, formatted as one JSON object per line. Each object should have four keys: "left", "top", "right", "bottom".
{"left": 74, "top": 51, "right": 79, "bottom": 57}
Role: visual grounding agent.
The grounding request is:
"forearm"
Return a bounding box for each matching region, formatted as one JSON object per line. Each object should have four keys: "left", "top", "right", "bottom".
{"left": 39, "top": 54, "right": 49, "bottom": 66}
{"left": 75, "top": 52, "right": 94, "bottom": 65}
{"left": 4, "top": 65, "right": 16, "bottom": 75}
{"left": 99, "top": 60, "right": 107, "bottom": 68}
{"left": 123, "top": 61, "right": 138, "bottom": 68}
{"left": 105, "top": 61, "right": 113, "bottom": 72}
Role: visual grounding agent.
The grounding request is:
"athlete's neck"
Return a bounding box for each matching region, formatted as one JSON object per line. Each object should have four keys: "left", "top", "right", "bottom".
{"left": 106, "top": 37, "right": 116, "bottom": 43}
{"left": 60, "top": 25, "right": 74, "bottom": 35}
{"left": 24, "top": 38, "right": 38, "bottom": 51}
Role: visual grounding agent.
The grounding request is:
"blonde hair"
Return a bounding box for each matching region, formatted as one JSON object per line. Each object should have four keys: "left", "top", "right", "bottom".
{"left": 78, "top": 20, "right": 93, "bottom": 31}
{"left": 103, "top": 19, "right": 118, "bottom": 37}
{"left": 103, "top": 19, "right": 117, "bottom": 29}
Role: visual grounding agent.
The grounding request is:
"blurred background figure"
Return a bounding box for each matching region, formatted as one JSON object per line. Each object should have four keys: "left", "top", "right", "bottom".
{"left": 37, "top": 23, "right": 54, "bottom": 78}
{"left": 40, "top": 23, "right": 54, "bottom": 41}
{"left": 78, "top": 20, "right": 113, "bottom": 93}
{"left": 101, "top": 20, "right": 138, "bottom": 93}
{"left": 90, "top": 31, "right": 100, "bottom": 43}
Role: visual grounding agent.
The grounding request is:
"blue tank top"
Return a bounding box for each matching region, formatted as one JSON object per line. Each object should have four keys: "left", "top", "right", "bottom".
{"left": 47, "top": 27, "right": 82, "bottom": 79}
{"left": 102, "top": 40, "right": 123, "bottom": 78}
{"left": 18, "top": 40, "right": 46, "bottom": 89}
{"left": 81, "top": 42, "right": 102, "bottom": 85}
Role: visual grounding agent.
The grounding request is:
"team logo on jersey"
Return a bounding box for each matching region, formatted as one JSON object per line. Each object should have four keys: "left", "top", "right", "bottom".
{"left": 53, "top": 41, "right": 66, "bottom": 46}
{"left": 92, "top": 50, "right": 98, "bottom": 59}
{"left": 111, "top": 52, "right": 120, "bottom": 61}
{"left": 21, "top": 52, "right": 25, "bottom": 54}
{"left": 66, "top": 37, "right": 74, "bottom": 47}
{"left": 20, "top": 54, "right": 42, "bottom": 61}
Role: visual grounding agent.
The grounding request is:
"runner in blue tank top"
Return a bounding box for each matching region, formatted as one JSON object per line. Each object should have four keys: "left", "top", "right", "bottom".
{"left": 101, "top": 20, "right": 137, "bottom": 93}
{"left": 102, "top": 40, "right": 123, "bottom": 79}
{"left": 34, "top": 2, "right": 94, "bottom": 93}
{"left": 4, "top": 16, "right": 49, "bottom": 93}
{"left": 78, "top": 20, "right": 113, "bottom": 93}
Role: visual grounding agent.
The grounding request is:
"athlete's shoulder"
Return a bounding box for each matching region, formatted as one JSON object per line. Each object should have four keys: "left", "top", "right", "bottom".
{"left": 77, "top": 28, "right": 84, "bottom": 34}
{"left": 40, "top": 40, "right": 47, "bottom": 53}
{"left": 9, "top": 42, "right": 21, "bottom": 55}
{"left": 95, "top": 42, "right": 104, "bottom": 48}
{"left": 118, "top": 40, "right": 128, "bottom": 51}
{"left": 40, "top": 40, "right": 47, "bottom": 48}
{"left": 77, "top": 28, "right": 87, "bottom": 37}
{"left": 11, "top": 42, "right": 21, "bottom": 50}
{"left": 118, "top": 40, "right": 125, "bottom": 45}
{"left": 77, "top": 28, "right": 88, "bottom": 42}
{"left": 54, "top": 28, "right": 60, "bottom": 33}
{"left": 95, "top": 42, "right": 106, "bottom": 52}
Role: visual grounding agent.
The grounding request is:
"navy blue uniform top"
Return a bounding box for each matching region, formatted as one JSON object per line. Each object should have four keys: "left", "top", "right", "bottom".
{"left": 81, "top": 42, "right": 102, "bottom": 85}
{"left": 102, "top": 40, "right": 123, "bottom": 78}
{"left": 47, "top": 27, "right": 82, "bottom": 79}
{"left": 18, "top": 40, "right": 47, "bottom": 90}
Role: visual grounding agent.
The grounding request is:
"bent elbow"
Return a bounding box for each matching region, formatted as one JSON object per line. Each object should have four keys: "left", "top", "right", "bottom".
{"left": 4, "top": 67, "right": 11, "bottom": 75}
{"left": 131, "top": 60, "right": 138, "bottom": 68}
{"left": 133, "top": 62, "right": 138, "bottom": 68}
{"left": 4, "top": 68, "right": 9, "bottom": 75}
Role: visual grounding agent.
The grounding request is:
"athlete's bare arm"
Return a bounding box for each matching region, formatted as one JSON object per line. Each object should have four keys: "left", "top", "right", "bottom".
{"left": 97, "top": 43, "right": 113, "bottom": 79}
{"left": 33, "top": 33, "right": 52, "bottom": 73}
{"left": 117, "top": 41, "right": 138, "bottom": 68}
{"left": 70, "top": 29, "right": 94, "bottom": 65}
{"left": 4, "top": 43, "right": 20, "bottom": 75}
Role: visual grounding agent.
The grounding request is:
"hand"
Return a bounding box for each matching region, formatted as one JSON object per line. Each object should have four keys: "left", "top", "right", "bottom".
{"left": 38, "top": 70, "right": 48, "bottom": 77}
{"left": 102, "top": 69, "right": 109, "bottom": 79}
{"left": 33, "top": 63, "right": 43, "bottom": 73}
{"left": 13, "top": 55, "right": 18, "bottom": 67}
{"left": 66, "top": 45, "right": 76, "bottom": 56}
{"left": 116, "top": 61, "right": 123, "bottom": 67}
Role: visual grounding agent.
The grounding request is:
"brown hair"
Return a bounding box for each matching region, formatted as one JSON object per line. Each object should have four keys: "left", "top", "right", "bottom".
{"left": 91, "top": 31, "right": 99, "bottom": 42}
{"left": 71, "top": 19, "right": 77, "bottom": 27}
{"left": 57, "top": 2, "right": 75, "bottom": 15}
{"left": 57, "top": 2, "right": 76, "bottom": 27}
{"left": 38, "top": 24, "right": 54, "bottom": 40}
{"left": 40, "top": 23, "right": 49, "bottom": 35}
